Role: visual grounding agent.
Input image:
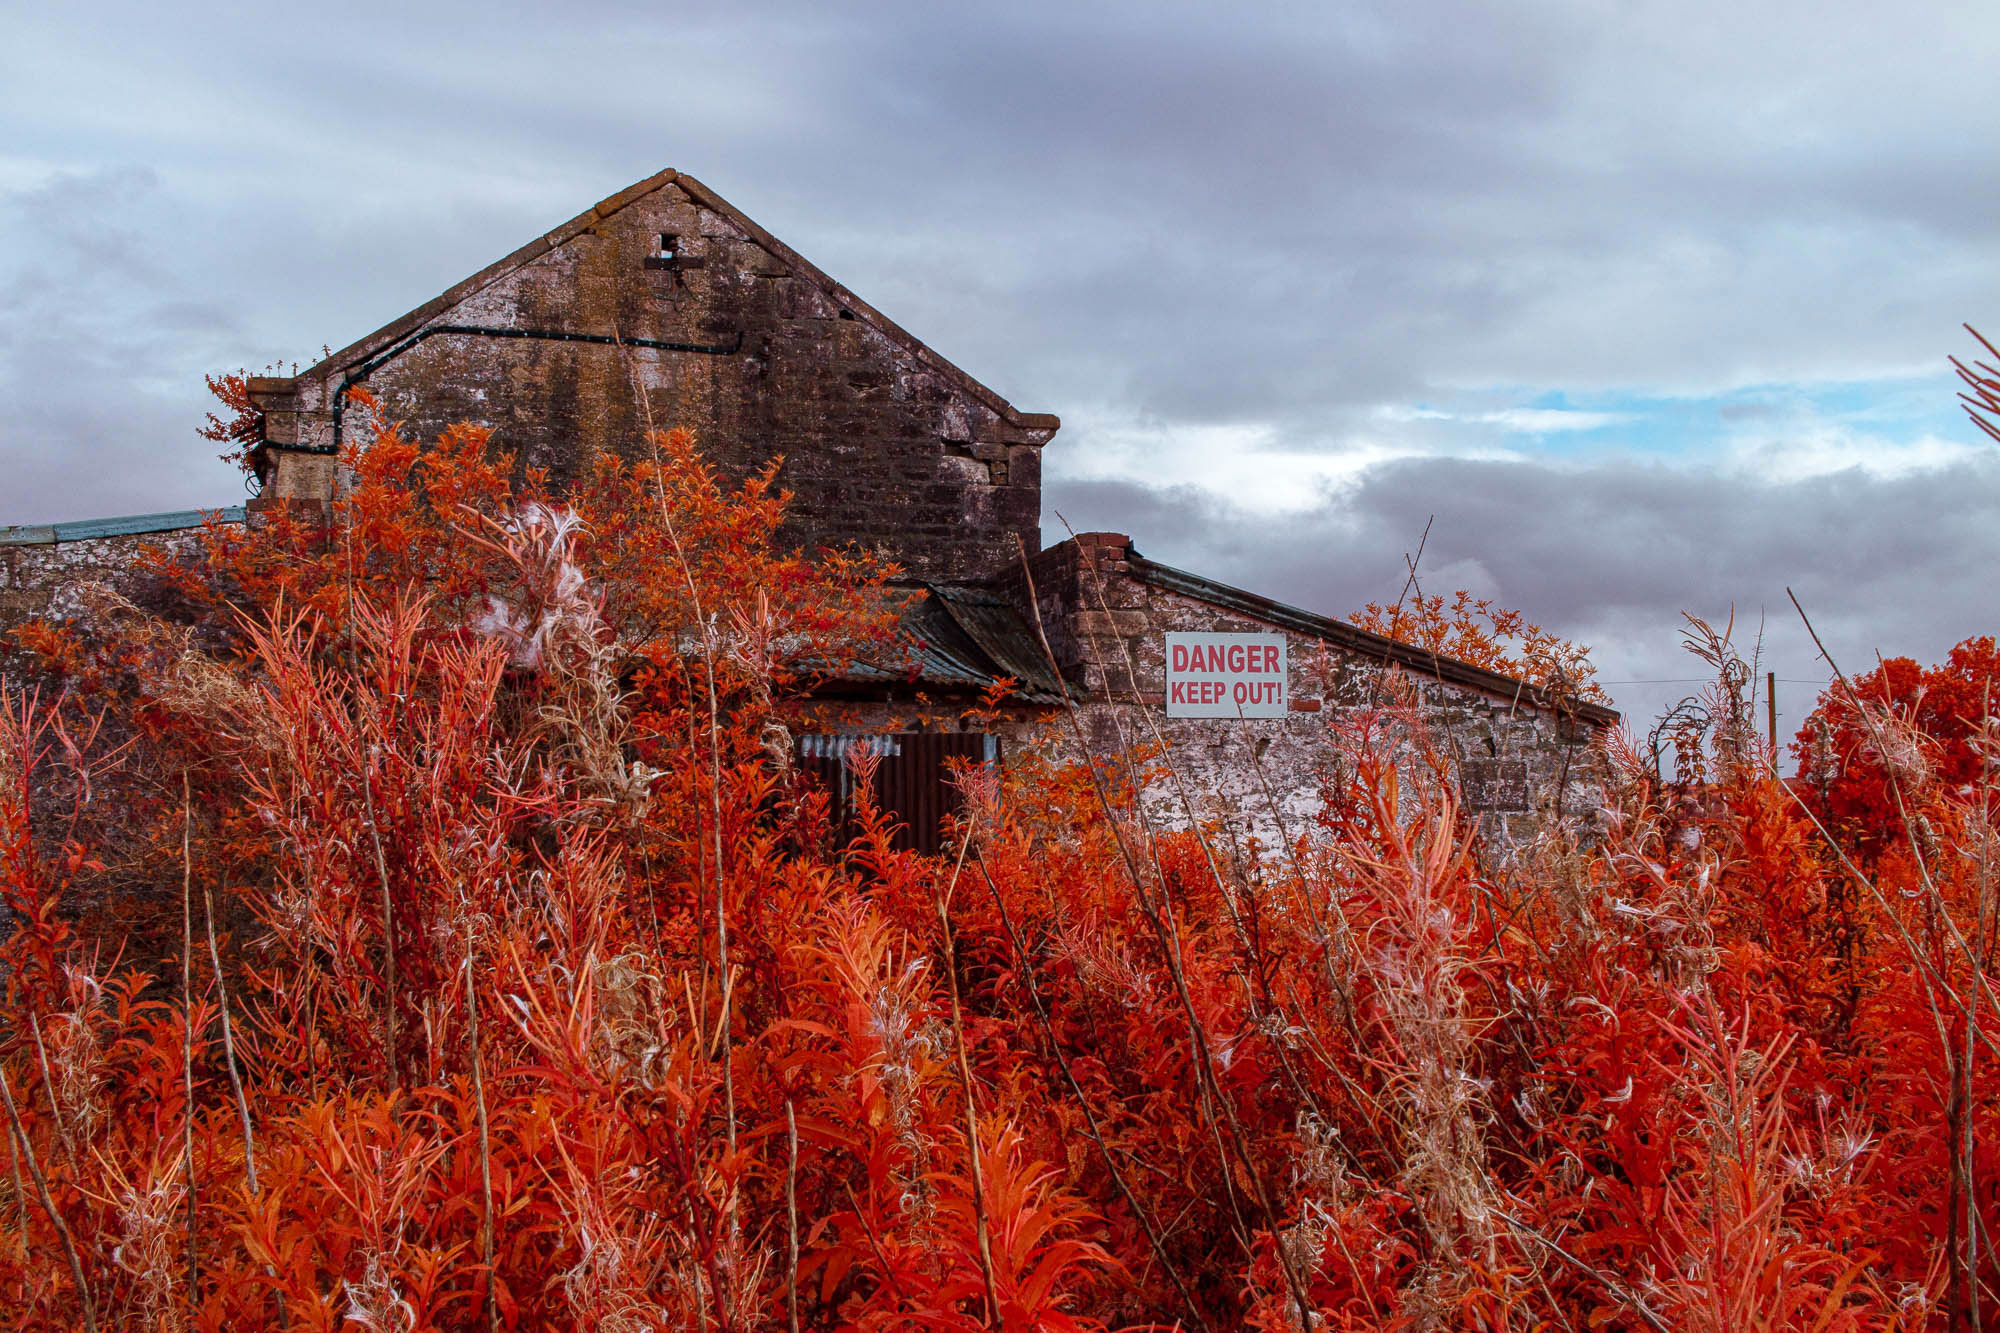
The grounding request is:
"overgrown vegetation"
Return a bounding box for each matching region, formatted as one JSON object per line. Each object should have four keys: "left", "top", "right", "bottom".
{"left": 1, "top": 389, "right": 1995, "bottom": 1330}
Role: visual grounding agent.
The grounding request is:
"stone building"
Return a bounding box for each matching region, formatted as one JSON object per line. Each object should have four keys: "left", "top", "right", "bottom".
{"left": 1, "top": 169, "right": 1614, "bottom": 851}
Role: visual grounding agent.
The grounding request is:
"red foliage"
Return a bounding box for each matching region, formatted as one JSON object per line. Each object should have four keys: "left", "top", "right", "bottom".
{"left": 1792, "top": 635, "right": 2000, "bottom": 862}
{"left": 1350, "top": 589, "right": 1609, "bottom": 703}
{"left": 0, "top": 400, "right": 1993, "bottom": 1331}
{"left": 198, "top": 370, "right": 266, "bottom": 478}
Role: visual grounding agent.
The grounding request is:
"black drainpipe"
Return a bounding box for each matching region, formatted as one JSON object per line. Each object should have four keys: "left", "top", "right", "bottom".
{"left": 266, "top": 323, "right": 746, "bottom": 456}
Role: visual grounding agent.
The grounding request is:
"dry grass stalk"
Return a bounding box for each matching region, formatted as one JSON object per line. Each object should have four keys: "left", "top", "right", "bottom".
{"left": 785, "top": 1100, "right": 800, "bottom": 1333}
{"left": 465, "top": 934, "right": 498, "bottom": 1333}
{"left": 178, "top": 779, "right": 198, "bottom": 1311}
{"left": 935, "top": 811, "right": 1000, "bottom": 1323}
{"left": 199, "top": 878, "right": 257, "bottom": 1199}
{"left": 972, "top": 846, "right": 1211, "bottom": 1332}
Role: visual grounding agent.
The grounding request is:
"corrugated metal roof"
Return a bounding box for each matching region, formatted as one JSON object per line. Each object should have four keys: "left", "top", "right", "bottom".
{"left": 817, "top": 584, "right": 1066, "bottom": 705}
{"left": 0, "top": 507, "right": 247, "bottom": 547}
{"left": 924, "top": 584, "right": 1067, "bottom": 700}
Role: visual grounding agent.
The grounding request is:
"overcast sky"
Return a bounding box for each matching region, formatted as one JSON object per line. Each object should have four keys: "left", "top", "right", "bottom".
{"left": 4, "top": 1, "right": 1997, "bottom": 736}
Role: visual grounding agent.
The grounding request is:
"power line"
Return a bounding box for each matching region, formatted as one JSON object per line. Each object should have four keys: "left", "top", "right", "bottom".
{"left": 1599, "top": 676, "right": 1831, "bottom": 686}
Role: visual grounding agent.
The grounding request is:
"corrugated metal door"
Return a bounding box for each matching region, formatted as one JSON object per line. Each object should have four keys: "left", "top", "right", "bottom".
{"left": 795, "top": 732, "right": 998, "bottom": 854}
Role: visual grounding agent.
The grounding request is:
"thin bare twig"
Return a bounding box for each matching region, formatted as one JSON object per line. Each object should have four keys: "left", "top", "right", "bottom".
{"left": 1496, "top": 1207, "right": 1672, "bottom": 1331}
{"left": 1015, "top": 534, "right": 1318, "bottom": 1329}
{"left": 610, "top": 326, "right": 738, "bottom": 1207}
{"left": 937, "top": 812, "right": 1000, "bottom": 1325}
{"left": 200, "top": 878, "right": 257, "bottom": 1199}
{"left": 25, "top": 1009, "right": 74, "bottom": 1174}
{"left": 466, "top": 934, "right": 500, "bottom": 1333}
{"left": 0, "top": 1066, "right": 98, "bottom": 1333}
{"left": 972, "top": 848, "right": 1210, "bottom": 1332}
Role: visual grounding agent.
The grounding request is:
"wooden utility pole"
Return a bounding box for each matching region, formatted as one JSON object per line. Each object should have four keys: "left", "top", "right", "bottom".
{"left": 1767, "top": 671, "right": 1779, "bottom": 755}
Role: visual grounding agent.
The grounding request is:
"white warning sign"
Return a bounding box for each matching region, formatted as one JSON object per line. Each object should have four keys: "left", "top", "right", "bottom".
{"left": 1165, "top": 632, "right": 1288, "bottom": 718}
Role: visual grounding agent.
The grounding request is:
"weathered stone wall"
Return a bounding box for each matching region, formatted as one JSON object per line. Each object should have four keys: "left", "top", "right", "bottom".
{"left": 1, "top": 523, "right": 224, "bottom": 632}
{"left": 989, "top": 535, "right": 1611, "bottom": 850}
{"left": 2, "top": 536, "right": 144, "bottom": 628}
{"left": 250, "top": 171, "right": 1055, "bottom": 584}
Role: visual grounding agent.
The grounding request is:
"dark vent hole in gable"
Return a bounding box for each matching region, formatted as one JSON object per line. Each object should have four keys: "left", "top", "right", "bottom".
{"left": 644, "top": 232, "right": 704, "bottom": 274}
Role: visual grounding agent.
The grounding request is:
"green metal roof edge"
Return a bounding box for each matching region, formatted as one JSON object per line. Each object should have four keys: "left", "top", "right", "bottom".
{"left": 2, "top": 506, "right": 248, "bottom": 547}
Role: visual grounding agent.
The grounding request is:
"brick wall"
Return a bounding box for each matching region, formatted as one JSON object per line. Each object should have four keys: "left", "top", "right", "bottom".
{"left": 248, "top": 171, "right": 1056, "bottom": 584}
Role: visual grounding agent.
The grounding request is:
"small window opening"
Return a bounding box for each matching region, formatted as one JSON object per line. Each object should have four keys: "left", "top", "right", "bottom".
{"left": 658, "top": 232, "right": 680, "bottom": 260}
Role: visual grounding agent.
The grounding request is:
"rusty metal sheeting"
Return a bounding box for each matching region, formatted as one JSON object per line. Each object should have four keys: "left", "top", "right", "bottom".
{"left": 795, "top": 731, "right": 999, "bottom": 855}
{"left": 822, "top": 584, "right": 1066, "bottom": 704}
{"left": 923, "top": 583, "right": 1067, "bottom": 701}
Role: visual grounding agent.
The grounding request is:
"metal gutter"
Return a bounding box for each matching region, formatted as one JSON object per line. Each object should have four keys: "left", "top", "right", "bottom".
{"left": 275, "top": 324, "right": 746, "bottom": 457}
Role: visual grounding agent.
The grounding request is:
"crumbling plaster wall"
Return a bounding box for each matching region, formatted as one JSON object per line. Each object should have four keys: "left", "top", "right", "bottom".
{"left": 1, "top": 531, "right": 198, "bottom": 631}
{"left": 988, "top": 536, "right": 1611, "bottom": 851}
{"left": 253, "top": 174, "right": 1053, "bottom": 584}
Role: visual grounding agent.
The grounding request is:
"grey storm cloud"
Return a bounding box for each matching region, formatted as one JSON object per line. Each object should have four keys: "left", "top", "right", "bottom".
{"left": 3, "top": 0, "right": 1998, "bottom": 727}
{"left": 1053, "top": 456, "right": 2000, "bottom": 639}
{"left": 1050, "top": 451, "right": 2000, "bottom": 734}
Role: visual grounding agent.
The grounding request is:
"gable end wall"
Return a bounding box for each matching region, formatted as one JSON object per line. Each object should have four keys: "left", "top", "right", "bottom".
{"left": 257, "top": 178, "right": 1052, "bottom": 583}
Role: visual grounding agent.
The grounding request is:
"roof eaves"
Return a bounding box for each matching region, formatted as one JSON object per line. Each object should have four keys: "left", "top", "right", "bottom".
{"left": 806, "top": 586, "right": 1065, "bottom": 705}
{"left": 922, "top": 583, "right": 1067, "bottom": 699}
{"left": 1127, "top": 555, "right": 1620, "bottom": 728}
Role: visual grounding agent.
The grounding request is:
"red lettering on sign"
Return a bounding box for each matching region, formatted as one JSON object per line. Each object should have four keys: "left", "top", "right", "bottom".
{"left": 1227, "top": 644, "right": 1244, "bottom": 672}
{"left": 1170, "top": 644, "right": 1187, "bottom": 671}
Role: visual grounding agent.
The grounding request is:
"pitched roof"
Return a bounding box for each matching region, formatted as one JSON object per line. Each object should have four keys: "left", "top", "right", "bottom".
{"left": 250, "top": 170, "right": 1056, "bottom": 434}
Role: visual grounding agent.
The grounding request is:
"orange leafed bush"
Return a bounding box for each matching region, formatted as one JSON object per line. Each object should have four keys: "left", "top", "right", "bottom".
{"left": 0, "top": 394, "right": 1993, "bottom": 1330}
{"left": 1351, "top": 588, "right": 1608, "bottom": 703}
